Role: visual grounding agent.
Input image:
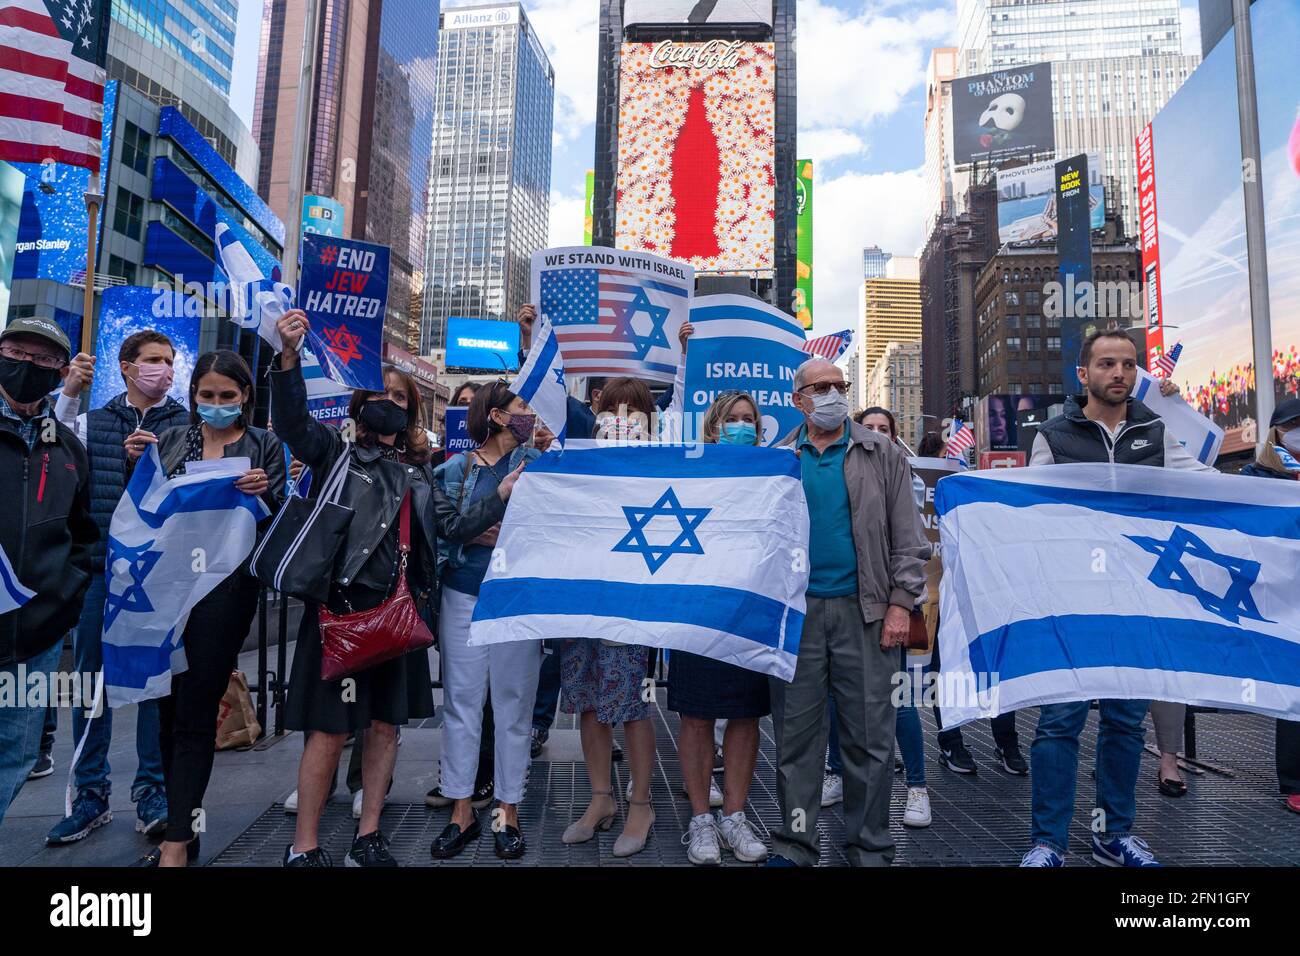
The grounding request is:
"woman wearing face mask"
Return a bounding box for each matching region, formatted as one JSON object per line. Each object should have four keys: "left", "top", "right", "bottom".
{"left": 559, "top": 377, "right": 660, "bottom": 858}
{"left": 271, "top": 311, "right": 521, "bottom": 867}
{"left": 1240, "top": 397, "right": 1300, "bottom": 816}
{"left": 670, "top": 392, "right": 771, "bottom": 865}
{"left": 431, "top": 380, "right": 541, "bottom": 859}
{"left": 126, "top": 349, "right": 285, "bottom": 866}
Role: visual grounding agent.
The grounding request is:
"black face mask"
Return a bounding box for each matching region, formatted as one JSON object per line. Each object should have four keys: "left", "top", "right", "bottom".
{"left": 359, "top": 399, "right": 408, "bottom": 437}
{"left": 0, "top": 356, "right": 62, "bottom": 405}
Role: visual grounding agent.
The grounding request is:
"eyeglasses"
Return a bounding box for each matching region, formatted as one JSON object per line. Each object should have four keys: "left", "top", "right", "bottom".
{"left": 797, "top": 380, "right": 851, "bottom": 396}
{"left": 0, "top": 343, "right": 67, "bottom": 370}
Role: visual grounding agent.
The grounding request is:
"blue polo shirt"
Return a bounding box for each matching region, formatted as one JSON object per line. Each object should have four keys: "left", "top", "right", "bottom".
{"left": 797, "top": 424, "right": 858, "bottom": 598}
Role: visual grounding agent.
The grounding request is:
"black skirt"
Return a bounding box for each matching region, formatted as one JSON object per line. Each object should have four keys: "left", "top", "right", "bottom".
{"left": 283, "top": 599, "right": 435, "bottom": 735}
{"left": 667, "top": 651, "right": 771, "bottom": 720}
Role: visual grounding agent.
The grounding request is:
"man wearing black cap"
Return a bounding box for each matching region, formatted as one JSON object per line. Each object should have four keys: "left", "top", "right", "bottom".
{"left": 0, "top": 318, "right": 98, "bottom": 826}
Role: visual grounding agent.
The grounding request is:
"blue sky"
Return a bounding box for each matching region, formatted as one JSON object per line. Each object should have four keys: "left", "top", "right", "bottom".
{"left": 229, "top": 0, "right": 1204, "bottom": 336}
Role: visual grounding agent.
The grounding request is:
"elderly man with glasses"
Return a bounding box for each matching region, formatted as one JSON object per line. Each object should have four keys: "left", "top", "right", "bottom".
{"left": 765, "top": 358, "right": 929, "bottom": 867}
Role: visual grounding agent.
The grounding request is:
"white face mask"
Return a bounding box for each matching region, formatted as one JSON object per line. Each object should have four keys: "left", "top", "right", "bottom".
{"left": 1281, "top": 426, "right": 1300, "bottom": 457}
{"left": 806, "top": 389, "right": 849, "bottom": 430}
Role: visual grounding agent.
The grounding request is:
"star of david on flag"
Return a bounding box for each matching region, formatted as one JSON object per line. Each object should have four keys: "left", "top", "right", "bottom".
{"left": 100, "top": 446, "right": 269, "bottom": 708}
{"left": 934, "top": 463, "right": 1300, "bottom": 726}
{"left": 510, "top": 312, "right": 569, "bottom": 449}
{"left": 532, "top": 247, "right": 693, "bottom": 384}
{"left": 612, "top": 487, "right": 711, "bottom": 573}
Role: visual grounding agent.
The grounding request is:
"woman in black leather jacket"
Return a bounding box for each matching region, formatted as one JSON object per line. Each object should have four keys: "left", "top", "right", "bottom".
{"left": 126, "top": 349, "right": 285, "bottom": 866}
{"left": 270, "top": 309, "right": 521, "bottom": 868}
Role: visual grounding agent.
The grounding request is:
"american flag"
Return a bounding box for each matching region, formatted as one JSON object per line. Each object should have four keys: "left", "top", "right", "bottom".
{"left": 0, "top": 0, "right": 110, "bottom": 172}
{"left": 945, "top": 419, "right": 975, "bottom": 460}
{"left": 801, "top": 329, "right": 853, "bottom": 361}
{"left": 1152, "top": 341, "right": 1183, "bottom": 379}
{"left": 539, "top": 265, "right": 690, "bottom": 382}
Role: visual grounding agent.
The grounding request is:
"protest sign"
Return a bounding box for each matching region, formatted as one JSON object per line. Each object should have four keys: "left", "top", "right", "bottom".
{"left": 300, "top": 233, "right": 389, "bottom": 391}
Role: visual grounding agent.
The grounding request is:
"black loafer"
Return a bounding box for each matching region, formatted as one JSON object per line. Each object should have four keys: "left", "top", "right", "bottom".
{"left": 1158, "top": 776, "right": 1188, "bottom": 798}
{"left": 430, "top": 817, "right": 482, "bottom": 859}
{"left": 493, "top": 824, "right": 526, "bottom": 859}
{"left": 132, "top": 836, "right": 200, "bottom": 867}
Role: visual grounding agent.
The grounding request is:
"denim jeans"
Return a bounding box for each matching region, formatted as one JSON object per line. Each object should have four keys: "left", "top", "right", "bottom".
{"left": 531, "top": 642, "right": 562, "bottom": 731}
{"left": 1030, "top": 698, "right": 1150, "bottom": 854}
{"left": 72, "top": 574, "right": 165, "bottom": 802}
{"left": 0, "top": 641, "right": 63, "bottom": 826}
{"left": 895, "top": 648, "right": 926, "bottom": 788}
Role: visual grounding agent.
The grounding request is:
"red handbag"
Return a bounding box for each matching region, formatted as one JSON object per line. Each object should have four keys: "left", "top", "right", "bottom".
{"left": 319, "top": 493, "right": 434, "bottom": 681}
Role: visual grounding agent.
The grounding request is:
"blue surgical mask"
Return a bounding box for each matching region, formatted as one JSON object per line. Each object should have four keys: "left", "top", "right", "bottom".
{"left": 720, "top": 422, "right": 757, "bottom": 445}
{"left": 197, "top": 402, "right": 241, "bottom": 429}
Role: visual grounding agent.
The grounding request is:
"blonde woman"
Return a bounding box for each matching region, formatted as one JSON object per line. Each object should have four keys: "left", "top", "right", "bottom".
{"left": 669, "top": 392, "right": 770, "bottom": 865}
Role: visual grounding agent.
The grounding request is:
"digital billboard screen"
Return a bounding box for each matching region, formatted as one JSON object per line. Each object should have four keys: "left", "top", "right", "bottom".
{"left": 615, "top": 41, "right": 775, "bottom": 276}
{"left": 977, "top": 394, "right": 1059, "bottom": 453}
{"left": 445, "top": 317, "right": 520, "bottom": 371}
{"left": 996, "top": 152, "right": 1105, "bottom": 244}
{"left": 951, "top": 63, "right": 1054, "bottom": 166}
{"left": 794, "top": 158, "right": 813, "bottom": 329}
{"left": 622, "top": 0, "right": 773, "bottom": 28}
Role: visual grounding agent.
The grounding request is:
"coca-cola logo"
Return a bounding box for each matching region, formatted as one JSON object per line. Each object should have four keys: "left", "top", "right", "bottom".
{"left": 650, "top": 39, "right": 745, "bottom": 71}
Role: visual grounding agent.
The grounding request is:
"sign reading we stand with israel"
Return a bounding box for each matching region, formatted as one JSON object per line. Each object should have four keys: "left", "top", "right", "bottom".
{"left": 300, "top": 233, "right": 390, "bottom": 392}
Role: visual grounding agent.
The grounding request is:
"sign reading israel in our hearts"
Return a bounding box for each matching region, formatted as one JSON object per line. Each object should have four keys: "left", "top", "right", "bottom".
{"left": 299, "top": 233, "right": 390, "bottom": 391}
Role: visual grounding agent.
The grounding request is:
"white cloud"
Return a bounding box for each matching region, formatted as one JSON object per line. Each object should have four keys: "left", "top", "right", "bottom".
{"left": 1179, "top": 1, "right": 1203, "bottom": 57}
{"left": 517, "top": 0, "right": 600, "bottom": 141}
{"left": 798, "top": 1, "right": 952, "bottom": 134}
{"left": 548, "top": 190, "right": 586, "bottom": 248}
{"left": 811, "top": 166, "right": 929, "bottom": 334}
{"left": 798, "top": 128, "right": 867, "bottom": 163}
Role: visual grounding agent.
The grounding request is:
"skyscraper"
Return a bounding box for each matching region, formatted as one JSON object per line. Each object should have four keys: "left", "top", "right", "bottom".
{"left": 922, "top": 47, "right": 964, "bottom": 234}
{"left": 952, "top": 0, "right": 1199, "bottom": 238}
{"left": 862, "top": 245, "right": 893, "bottom": 280}
{"left": 254, "top": 0, "right": 440, "bottom": 351}
{"left": 420, "top": 3, "right": 554, "bottom": 355}
{"left": 854, "top": 256, "right": 921, "bottom": 411}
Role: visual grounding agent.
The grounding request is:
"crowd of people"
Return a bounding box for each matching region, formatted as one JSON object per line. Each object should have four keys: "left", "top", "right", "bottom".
{"left": 0, "top": 307, "right": 1297, "bottom": 868}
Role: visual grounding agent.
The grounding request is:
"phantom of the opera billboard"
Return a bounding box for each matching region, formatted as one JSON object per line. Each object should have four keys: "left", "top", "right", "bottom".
{"left": 615, "top": 40, "right": 776, "bottom": 276}
{"left": 1137, "top": 0, "right": 1299, "bottom": 456}
{"left": 951, "top": 63, "right": 1055, "bottom": 166}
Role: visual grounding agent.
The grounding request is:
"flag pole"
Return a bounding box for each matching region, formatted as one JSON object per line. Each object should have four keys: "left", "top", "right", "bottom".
{"left": 80, "top": 173, "right": 103, "bottom": 356}
{"left": 280, "top": 0, "right": 322, "bottom": 295}
{"left": 1232, "top": 0, "right": 1274, "bottom": 456}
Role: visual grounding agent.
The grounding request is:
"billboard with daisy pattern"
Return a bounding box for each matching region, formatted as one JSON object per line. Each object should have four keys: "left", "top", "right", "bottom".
{"left": 615, "top": 40, "right": 775, "bottom": 276}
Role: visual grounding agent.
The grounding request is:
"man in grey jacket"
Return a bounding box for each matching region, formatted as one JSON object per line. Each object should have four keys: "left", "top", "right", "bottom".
{"left": 767, "top": 357, "right": 929, "bottom": 866}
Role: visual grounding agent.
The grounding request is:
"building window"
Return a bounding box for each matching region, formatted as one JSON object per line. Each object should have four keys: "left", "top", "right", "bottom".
{"left": 1005, "top": 291, "right": 1019, "bottom": 306}
{"left": 1006, "top": 314, "right": 1019, "bottom": 329}
{"left": 120, "top": 122, "right": 151, "bottom": 176}
{"left": 1006, "top": 336, "right": 1021, "bottom": 351}
{"left": 1049, "top": 383, "right": 1064, "bottom": 395}
{"left": 1008, "top": 383, "right": 1022, "bottom": 396}
{"left": 1027, "top": 337, "right": 1041, "bottom": 352}
{"left": 1025, "top": 314, "right": 1041, "bottom": 329}
{"left": 1029, "top": 383, "right": 1044, "bottom": 395}
{"left": 113, "top": 188, "right": 144, "bottom": 241}
{"left": 107, "top": 254, "right": 137, "bottom": 285}
{"left": 1047, "top": 336, "right": 1061, "bottom": 351}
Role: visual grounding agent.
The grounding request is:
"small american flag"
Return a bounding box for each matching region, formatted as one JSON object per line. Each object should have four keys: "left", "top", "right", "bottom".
{"left": 540, "top": 265, "right": 690, "bottom": 382}
{"left": 1152, "top": 342, "right": 1183, "bottom": 379}
{"left": 945, "top": 419, "right": 975, "bottom": 460}
{"left": 801, "top": 329, "right": 853, "bottom": 361}
{"left": 0, "top": 0, "right": 110, "bottom": 172}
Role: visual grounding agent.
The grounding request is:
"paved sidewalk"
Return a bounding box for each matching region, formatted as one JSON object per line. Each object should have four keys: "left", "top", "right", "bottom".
{"left": 3, "top": 641, "right": 1297, "bottom": 866}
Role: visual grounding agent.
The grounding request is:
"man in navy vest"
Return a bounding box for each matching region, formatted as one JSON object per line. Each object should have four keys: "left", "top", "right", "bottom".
{"left": 1020, "top": 329, "right": 1214, "bottom": 868}
{"left": 47, "top": 330, "right": 188, "bottom": 846}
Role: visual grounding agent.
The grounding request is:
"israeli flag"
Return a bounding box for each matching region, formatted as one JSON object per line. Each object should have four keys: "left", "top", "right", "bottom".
{"left": 0, "top": 542, "right": 35, "bottom": 614}
{"left": 216, "top": 222, "right": 293, "bottom": 351}
{"left": 101, "top": 447, "right": 270, "bottom": 707}
{"left": 510, "top": 313, "right": 567, "bottom": 449}
{"left": 935, "top": 464, "right": 1300, "bottom": 726}
{"left": 468, "top": 444, "right": 810, "bottom": 681}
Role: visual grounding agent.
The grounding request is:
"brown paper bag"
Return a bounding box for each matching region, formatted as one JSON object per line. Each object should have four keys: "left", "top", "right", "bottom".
{"left": 215, "top": 670, "right": 261, "bottom": 750}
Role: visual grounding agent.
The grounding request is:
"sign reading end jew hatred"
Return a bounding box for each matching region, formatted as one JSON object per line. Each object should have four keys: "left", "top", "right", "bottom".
{"left": 300, "top": 233, "right": 390, "bottom": 392}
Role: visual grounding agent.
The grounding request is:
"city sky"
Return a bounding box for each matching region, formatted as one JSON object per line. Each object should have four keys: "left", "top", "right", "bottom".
{"left": 228, "top": 0, "right": 1204, "bottom": 336}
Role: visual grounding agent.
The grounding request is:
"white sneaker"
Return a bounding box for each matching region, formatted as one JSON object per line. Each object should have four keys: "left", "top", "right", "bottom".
{"left": 820, "top": 773, "right": 843, "bottom": 807}
{"left": 682, "top": 777, "right": 726, "bottom": 807}
{"left": 352, "top": 789, "right": 386, "bottom": 820}
{"left": 682, "top": 813, "right": 721, "bottom": 865}
{"left": 718, "top": 811, "right": 768, "bottom": 863}
{"left": 284, "top": 790, "right": 299, "bottom": 814}
{"left": 903, "top": 786, "right": 932, "bottom": 828}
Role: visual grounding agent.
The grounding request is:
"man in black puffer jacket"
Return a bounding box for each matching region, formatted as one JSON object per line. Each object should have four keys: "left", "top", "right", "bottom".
{"left": 0, "top": 318, "right": 97, "bottom": 826}
{"left": 1020, "top": 329, "right": 1215, "bottom": 869}
{"left": 47, "top": 329, "right": 188, "bottom": 845}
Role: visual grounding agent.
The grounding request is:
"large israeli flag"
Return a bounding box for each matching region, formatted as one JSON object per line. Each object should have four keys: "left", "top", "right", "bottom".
{"left": 510, "top": 313, "right": 567, "bottom": 448}
{"left": 216, "top": 222, "right": 293, "bottom": 351}
{"left": 469, "top": 444, "right": 810, "bottom": 680}
{"left": 935, "top": 464, "right": 1300, "bottom": 725}
{"left": 101, "top": 447, "right": 269, "bottom": 707}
